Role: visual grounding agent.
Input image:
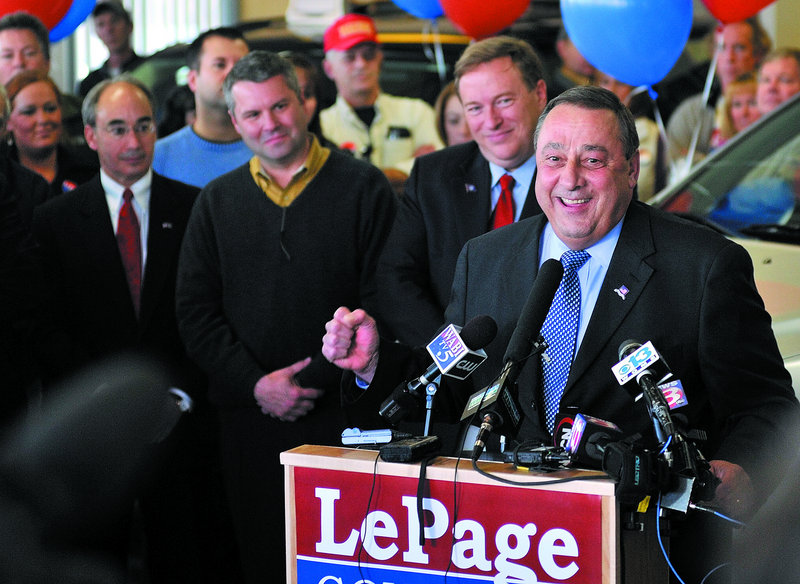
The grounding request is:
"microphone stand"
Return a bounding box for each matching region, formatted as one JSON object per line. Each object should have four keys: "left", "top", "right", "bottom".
{"left": 423, "top": 379, "right": 439, "bottom": 437}
{"left": 472, "top": 336, "right": 549, "bottom": 458}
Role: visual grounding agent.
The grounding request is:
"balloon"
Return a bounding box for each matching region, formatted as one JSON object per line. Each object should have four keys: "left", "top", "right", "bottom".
{"left": 561, "top": 0, "right": 693, "bottom": 88}
{"left": 392, "top": 0, "right": 443, "bottom": 20}
{"left": 50, "top": 0, "right": 97, "bottom": 43}
{"left": 441, "top": 0, "right": 528, "bottom": 40}
{"left": 701, "top": 0, "right": 776, "bottom": 24}
{"left": 0, "top": 0, "right": 73, "bottom": 30}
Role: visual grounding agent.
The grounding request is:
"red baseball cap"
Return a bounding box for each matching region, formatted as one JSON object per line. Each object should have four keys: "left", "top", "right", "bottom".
{"left": 324, "top": 14, "right": 379, "bottom": 53}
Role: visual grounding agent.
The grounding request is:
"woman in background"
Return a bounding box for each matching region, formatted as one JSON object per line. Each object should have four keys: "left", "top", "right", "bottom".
{"left": 710, "top": 73, "right": 760, "bottom": 150}
{"left": 5, "top": 70, "right": 98, "bottom": 201}
{"left": 434, "top": 81, "right": 472, "bottom": 147}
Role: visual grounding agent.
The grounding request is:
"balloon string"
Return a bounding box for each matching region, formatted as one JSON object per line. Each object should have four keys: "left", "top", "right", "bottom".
{"left": 421, "top": 18, "right": 447, "bottom": 85}
{"left": 676, "top": 45, "right": 719, "bottom": 181}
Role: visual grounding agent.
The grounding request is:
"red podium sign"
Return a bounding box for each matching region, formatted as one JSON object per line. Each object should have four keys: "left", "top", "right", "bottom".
{"left": 282, "top": 445, "right": 620, "bottom": 584}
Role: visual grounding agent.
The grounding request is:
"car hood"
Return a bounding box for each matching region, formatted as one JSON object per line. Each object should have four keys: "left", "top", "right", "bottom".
{"left": 732, "top": 237, "right": 800, "bottom": 393}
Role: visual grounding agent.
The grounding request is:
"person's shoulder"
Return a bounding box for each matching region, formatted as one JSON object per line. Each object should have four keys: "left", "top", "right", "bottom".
{"left": 668, "top": 92, "right": 711, "bottom": 124}
{"left": 634, "top": 201, "right": 736, "bottom": 254}
{"left": 414, "top": 141, "right": 482, "bottom": 171}
{"left": 325, "top": 147, "right": 377, "bottom": 173}
{"left": 378, "top": 92, "right": 434, "bottom": 111}
{"left": 34, "top": 176, "right": 99, "bottom": 219}
{"left": 467, "top": 212, "right": 545, "bottom": 251}
{"left": 323, "top": 149, "right": 392, "bottom": 187}
{"left": 155, "top": 125, "right": 194, "bottom": 150}
{"left": 412, "top": 142, "right": 489, "bottom": 183}
{"left": 201, "top": 162, "right": 253, "bottom": 192}
{"left": 153, "top": 172, "right": 201, "bottom": 198}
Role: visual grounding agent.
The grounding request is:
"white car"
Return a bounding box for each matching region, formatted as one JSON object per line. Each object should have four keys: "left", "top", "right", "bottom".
{"left": 650, "top": 93, "right": 800, "bottom": 398}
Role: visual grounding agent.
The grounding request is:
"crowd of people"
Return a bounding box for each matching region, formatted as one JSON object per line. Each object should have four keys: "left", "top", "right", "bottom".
{"left": 1, "top": 3, "right": 799, "bottom": 584}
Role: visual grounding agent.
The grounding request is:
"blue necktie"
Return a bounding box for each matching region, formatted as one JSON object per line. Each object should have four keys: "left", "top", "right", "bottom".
{"left": 540, "top": 250, "right": 591, "bottom": 432}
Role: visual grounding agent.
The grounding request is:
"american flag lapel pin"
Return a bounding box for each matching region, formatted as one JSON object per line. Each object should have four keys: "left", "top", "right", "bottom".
{"left": 614, "top": 285, "right": 629, "bottom": 300}
{"left": 162, "top": 222, "right": 173, "bottom": 230}
{"left": 465, "top": 183, "right": 476, "bottom": 193}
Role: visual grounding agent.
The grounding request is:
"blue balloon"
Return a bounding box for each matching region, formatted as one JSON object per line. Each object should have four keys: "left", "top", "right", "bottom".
{"left": 392, "top": 0, "right": 443, "bottom": 20}
{"left": 50, "top": 0, "right": 96, "bottom": 43}
{"left": 561, "top": 0, "right": 692, "bottom": 88}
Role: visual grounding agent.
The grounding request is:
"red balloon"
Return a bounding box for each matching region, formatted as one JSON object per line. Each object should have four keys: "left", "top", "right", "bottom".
{"left": 0, "top": 0, "right": 73, "bottom": 30}
{"left": 441, "top": 0, "right": 529, "bottom": 39}
{"left": 701, "top": 0, "right": 776, "bottom": 24}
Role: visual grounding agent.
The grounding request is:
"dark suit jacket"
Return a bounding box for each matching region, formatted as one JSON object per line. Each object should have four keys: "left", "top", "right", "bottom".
{"left": 452, "top": 203, "right": 795, "bottom": 486}
{"left": 374, "top": 141, "right": 542, "bottom": 346}
{"left": 0, "top": 171, "right": 40, "bottom": 425}
{"left": 32, "top": 172, "right": 201, "bottom": 390}
{"left": 355, "top": 201, "right": 798, "bottom": 498}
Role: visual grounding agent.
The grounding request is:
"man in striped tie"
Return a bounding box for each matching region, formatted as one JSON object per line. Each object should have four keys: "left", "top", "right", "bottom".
{"left": 324, "top": 85, "right": 799, "bottom": 582}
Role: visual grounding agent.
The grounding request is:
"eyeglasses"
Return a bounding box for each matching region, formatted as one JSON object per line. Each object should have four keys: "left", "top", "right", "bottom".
{"left": 99, "top": 120, "right": 155, "bottom": 138}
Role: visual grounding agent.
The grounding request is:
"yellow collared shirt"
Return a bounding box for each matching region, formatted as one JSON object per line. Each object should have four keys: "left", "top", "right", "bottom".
{"left": 249, "top": 136, "right": 331, "bottom": 208}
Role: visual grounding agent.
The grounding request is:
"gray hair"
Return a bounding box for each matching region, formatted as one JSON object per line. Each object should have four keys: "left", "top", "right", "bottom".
{"left": 223, "top": 50, "right": 301, "bottom": 114}
{"left": 82, "top": 74, "right": 156, "bottom": 127}
{"left": 534, "top": 85, "right": 640, "bottom": 160}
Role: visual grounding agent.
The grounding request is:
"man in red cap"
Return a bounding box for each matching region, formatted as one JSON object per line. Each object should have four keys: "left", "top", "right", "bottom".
{"left": 321, "top": 13, "right": 443, "bottom": 192}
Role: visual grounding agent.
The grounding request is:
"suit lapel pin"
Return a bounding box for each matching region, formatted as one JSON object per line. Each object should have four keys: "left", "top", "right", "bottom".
{"left": 162, "top": 222, "right": 173, "bottom": 230}
{"left": 614, "top": 285, "right": 629, "bottom": 300}
{"left": 465, "top": 183, "right": 476, "bottom": 193}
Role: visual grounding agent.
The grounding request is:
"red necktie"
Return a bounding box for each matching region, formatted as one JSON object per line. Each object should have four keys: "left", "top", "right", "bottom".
{"left": 493, "top": 173, "right": 515, "bottom": 229}
{"left": 117, "top": 188, "right": 142, "bottom": 315}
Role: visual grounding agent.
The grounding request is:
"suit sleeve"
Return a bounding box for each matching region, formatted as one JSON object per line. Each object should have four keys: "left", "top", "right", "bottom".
{"left": 175, "top": 189, "right": 265, "bottom": 405}
{"left": 373, "top": 159, "right": 447, "bottom": 345}
{"left": 698, "top": 241, "right": 799, "bottom": 496}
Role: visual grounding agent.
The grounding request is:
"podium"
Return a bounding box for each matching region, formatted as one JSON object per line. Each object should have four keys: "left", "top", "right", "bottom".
{"left": 281, "top": 445, "right": 668, "bottom": 584}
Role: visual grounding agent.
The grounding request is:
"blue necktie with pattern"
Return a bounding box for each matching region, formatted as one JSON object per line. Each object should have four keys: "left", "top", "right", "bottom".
{"left": 540, "top": 249, "right": 591, "bottom": 432}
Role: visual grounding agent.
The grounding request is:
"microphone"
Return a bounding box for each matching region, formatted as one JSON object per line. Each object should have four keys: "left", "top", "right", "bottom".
{"left": 503, "top": 258, "right": 564, "bottom": 376}
{"left": 565, "top": 413, "right": 624, "bottom": 469}
{"left": 465, "top": 259, "right": 564, "bottom": 458}
{"left": 612, "top": 340, "right": 677, "bottom": 444}
{"left": 379, "top": 315, "right": 498, "bottom": 425}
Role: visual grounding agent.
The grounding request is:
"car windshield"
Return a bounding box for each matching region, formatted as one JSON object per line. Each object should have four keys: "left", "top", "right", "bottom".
{"left": 655, "top": 94, "right": 800, "bottom": 243}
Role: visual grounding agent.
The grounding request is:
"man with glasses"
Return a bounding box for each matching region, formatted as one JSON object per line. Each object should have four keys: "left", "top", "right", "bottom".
{"left": 320, "top": 13, "right": 443, "bottom": 191}
{"left": 30, "top": 77, "right": 237, "bottom": 583}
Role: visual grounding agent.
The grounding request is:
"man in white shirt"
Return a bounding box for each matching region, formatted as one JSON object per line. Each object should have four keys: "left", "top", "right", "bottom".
{"left": 32, "top": 77, "right": 239, "bottom": 584}
{"left": 320, "top": 13, "right": 443, "bottom": 190}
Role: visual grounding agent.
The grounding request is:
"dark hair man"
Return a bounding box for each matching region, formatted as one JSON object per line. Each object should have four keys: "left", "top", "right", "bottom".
{"left": 153, "top": 27, "right": 250, "bottom": 187}
{"left": 77, "top": 1, "right": 146, "bottom": 98}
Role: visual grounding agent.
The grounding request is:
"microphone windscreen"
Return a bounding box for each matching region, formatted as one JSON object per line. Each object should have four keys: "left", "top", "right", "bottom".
{"left": 504, "top": 258, "right": 563, "bottom": 363}
{"left": 460, "top": 314, "right": 498, "bottom": 350}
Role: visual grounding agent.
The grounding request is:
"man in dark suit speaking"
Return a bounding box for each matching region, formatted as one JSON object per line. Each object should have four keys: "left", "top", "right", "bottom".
{"left": 323, "top": 86, "right": 799, "bottom": 582}
{"left": 374, "top": 36, "right": 548, "bottom": 347}
{"left": 31, "top": 77, "right": 236, "bottom": 583}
